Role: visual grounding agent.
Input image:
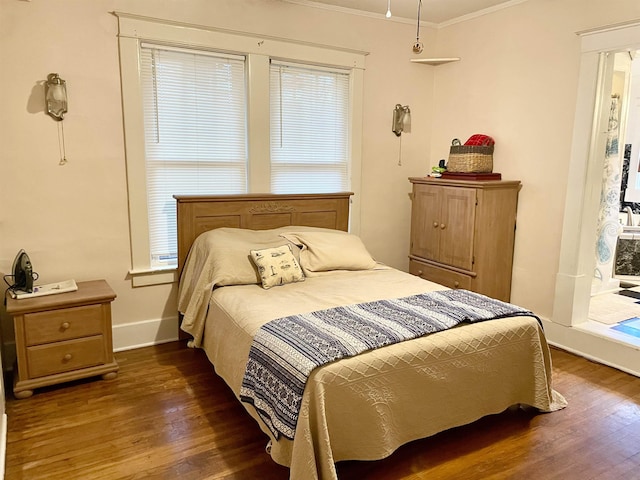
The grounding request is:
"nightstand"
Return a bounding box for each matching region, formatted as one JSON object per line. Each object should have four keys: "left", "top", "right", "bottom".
{"left": 5, "top": 279, "right": 119, "bottom": 398}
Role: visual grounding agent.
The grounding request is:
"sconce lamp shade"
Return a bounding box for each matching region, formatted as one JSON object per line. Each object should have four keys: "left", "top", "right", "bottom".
{"left": 392, "top": 104, "right": 411, "bottom": 136}
{"left": 45, "top": 73, "right": 68, "bottom": 121}
{"left": 402, "top": 107, "right": 411, "bottom": 133}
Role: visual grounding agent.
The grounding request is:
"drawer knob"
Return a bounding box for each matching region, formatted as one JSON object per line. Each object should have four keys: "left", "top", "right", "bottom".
{"left": 440, "top": 223, "right": 446, "bottom": 229}
{"left": 61, "top": 322, "right": 70, "bottom": 330}
{"left": 417, "top": 270, "right": 423, "bottom": 276}
{"left": 63, "top": 353, "right": 73, "bottom": 362}
{"left": 432, "top": 222, "right": 439, "bottom": 228}
{"left": 454, "top": 281, "right": 460, "bottom": 288}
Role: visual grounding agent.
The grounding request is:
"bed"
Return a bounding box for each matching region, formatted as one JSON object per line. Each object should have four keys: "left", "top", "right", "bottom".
{"left": 174, "top": 192, "right": 566, "bottom": 480}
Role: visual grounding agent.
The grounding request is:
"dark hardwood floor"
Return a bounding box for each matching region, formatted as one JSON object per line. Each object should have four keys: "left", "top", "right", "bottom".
{"left": 4, "top": 342, "right": 640, "bottom": 480}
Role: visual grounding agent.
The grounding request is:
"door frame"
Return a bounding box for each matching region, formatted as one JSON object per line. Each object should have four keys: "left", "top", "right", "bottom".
{"left": 553, "top": 20, "right": 640, "bottom": 327}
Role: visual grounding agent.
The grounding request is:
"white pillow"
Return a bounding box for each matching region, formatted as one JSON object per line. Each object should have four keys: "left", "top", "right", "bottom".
{"left": 250, "top": 244, "right": 305, "bottom": 289}
{"left": 280, "top": 231, "right": 377, "bottom": 273}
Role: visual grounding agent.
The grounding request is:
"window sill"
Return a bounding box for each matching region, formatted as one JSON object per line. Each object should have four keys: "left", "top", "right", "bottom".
{"left": 128, "top": 267, "right": 178, "bottom": 287}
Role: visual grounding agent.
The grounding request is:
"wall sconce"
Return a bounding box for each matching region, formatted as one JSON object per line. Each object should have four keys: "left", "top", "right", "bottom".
{"left": 392, "top": 104, "right": 411, "bottom": 167}
{"left": 45, "top": 73, "right": 68, "bottom": 165}
{"left": 45, "top": 73, "right": 67, "bottom": 121}
{"left": 392, "top": 104, "right": 411, "bottom": 137}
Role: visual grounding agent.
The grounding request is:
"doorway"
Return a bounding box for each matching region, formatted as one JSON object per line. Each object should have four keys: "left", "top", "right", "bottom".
{"left": 550, "top": 21, "right": 640, "bottom": 377}
{"left": 588, "top": 50, "right": 640, "bottom": 342}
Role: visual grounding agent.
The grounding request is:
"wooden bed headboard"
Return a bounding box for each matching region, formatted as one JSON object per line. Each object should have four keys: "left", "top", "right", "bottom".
{"left": 173, "top": 192, "right": 353, "bottom": 277}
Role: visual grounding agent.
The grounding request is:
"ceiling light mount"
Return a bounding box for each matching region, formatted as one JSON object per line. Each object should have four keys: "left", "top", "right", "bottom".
{"left": 412, "top": 0, "right": 424, "bottom": 54}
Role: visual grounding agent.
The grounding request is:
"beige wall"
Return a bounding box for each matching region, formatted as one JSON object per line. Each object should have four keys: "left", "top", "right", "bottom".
{"left": 2, "top": 0, "right": 640, "bottom": 353}
{"left": 0, "top": 0, "right": 434, "bottom": 349}
{"left": 433, "top": 0, "right": 640, "bottom": 318}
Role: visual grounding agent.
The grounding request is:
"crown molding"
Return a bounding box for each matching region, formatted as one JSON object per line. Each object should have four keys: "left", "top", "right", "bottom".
{"left": 280, "top": 0, "right": 437, "bottom": 27}
{"left": 437, "top": 0, "right": 529, "bottom": 28}
{"left": 281, "top": 0, "right": 530, "bottom": 29}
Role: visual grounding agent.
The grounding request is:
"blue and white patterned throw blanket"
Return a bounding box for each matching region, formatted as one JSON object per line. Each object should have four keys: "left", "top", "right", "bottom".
{"left": 239, "top": 289, "right": 536, "bottom": 440}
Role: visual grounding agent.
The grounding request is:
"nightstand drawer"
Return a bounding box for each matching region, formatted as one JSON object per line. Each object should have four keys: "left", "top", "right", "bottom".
{"left": 24, "top": 304, "right": 104, "bottom": 346}
{"left": 26, "top": 336, "right": 106, "bottom": 378}
{"left": 409, "top": 260, "right": 472, "bottom": 290}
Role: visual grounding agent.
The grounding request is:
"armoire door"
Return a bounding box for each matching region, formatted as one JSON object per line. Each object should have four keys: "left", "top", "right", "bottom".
{"left": 438, "top": 186, "right": 476, "bottom": 270}
{"left": 410, "top": 184, "right": 443, "bottom": 262}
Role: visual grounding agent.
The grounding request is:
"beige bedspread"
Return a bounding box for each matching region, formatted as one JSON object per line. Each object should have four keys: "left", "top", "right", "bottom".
{"left": 192, "top": 268, "right": 567, "bottom": 480}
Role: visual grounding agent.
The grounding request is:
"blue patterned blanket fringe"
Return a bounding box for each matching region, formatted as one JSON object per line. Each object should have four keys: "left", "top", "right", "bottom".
{"left": 239, "top": 289, "right": 536, "bottom": 440}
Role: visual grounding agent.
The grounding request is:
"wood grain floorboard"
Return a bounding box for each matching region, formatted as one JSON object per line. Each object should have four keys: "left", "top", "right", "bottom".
{"left": 4, "top": 342, "right": 640, "bottom": 480}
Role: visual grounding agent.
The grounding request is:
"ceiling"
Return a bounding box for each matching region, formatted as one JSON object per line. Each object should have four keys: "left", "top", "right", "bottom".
{"left": 286, "top": 0, "right": 520, "bottom": 25}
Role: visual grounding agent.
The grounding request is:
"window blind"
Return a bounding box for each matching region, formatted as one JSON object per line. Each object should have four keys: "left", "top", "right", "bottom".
{"left": 269, "top": 61, "right": 350, "bottom": 193}
{"left": 140, "top": 44, "right": 248, "bottom": 267}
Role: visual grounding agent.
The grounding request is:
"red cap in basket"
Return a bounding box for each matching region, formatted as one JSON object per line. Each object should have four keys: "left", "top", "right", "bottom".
{"left": 464, "top": 134, "right": 494, "bottom": 146}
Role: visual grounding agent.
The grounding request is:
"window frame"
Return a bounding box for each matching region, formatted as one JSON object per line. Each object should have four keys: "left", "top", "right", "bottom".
{"left": 116, "top": 12, "right": 366, "bottom": 286}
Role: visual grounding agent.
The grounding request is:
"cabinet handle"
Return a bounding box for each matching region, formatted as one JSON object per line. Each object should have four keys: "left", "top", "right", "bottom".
{"left": 63, "top": 353, "right": 73, "bottom": 362}
{"left": 432, "top": 222, "right": 439, "bottom": 228}
{"left": 440, "top": 223, "right": 446, "bottom": 229}
{"left": 61, "top": 322, "right": 70, "bottom": 330}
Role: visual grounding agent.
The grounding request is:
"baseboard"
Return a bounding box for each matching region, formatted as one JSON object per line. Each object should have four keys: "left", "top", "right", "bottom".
{"left": 542, "top": 319, "right": 640, "bottom": 378}
{"left": 1, "top": 317, "right": 180, "bottom": 371}
{"left": 112, "top": 316, "right": 179, "bottom": 352}
{"left": 0, "top": 412, "right": 6, "bottom": 480}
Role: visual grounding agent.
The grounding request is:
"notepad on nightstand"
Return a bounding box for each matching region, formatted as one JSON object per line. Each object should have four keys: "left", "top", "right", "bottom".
{"left": 10, "top": 279, "right": 78, "bottom": 299}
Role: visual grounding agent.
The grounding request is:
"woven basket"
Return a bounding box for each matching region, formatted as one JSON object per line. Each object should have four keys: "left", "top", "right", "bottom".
{"left": 448, "top": 145, "right": 494, "bottom": 173}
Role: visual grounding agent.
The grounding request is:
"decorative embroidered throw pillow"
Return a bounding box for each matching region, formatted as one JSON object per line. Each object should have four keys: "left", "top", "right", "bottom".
{"left": 250, "top": 244, "right": 305, "bottom": 289}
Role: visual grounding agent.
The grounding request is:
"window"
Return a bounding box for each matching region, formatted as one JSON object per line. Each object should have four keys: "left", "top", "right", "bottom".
{"left": 140, "top": 44, "right": 247, "bottom": 268}
{"left": 117, "top": 13, "right": 365, "bottom": 285}
{"left": 270, "top": 62, "right": 349, "bottom": 193}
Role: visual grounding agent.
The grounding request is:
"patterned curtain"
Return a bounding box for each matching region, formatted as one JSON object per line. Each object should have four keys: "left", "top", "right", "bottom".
{"left": 593, "top": 95, "right": 622, "bottom": 293}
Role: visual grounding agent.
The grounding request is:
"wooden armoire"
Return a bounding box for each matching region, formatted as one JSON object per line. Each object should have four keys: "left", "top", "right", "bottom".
{"left": 408, "top": 177, "right": 521, "bottom": 301}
